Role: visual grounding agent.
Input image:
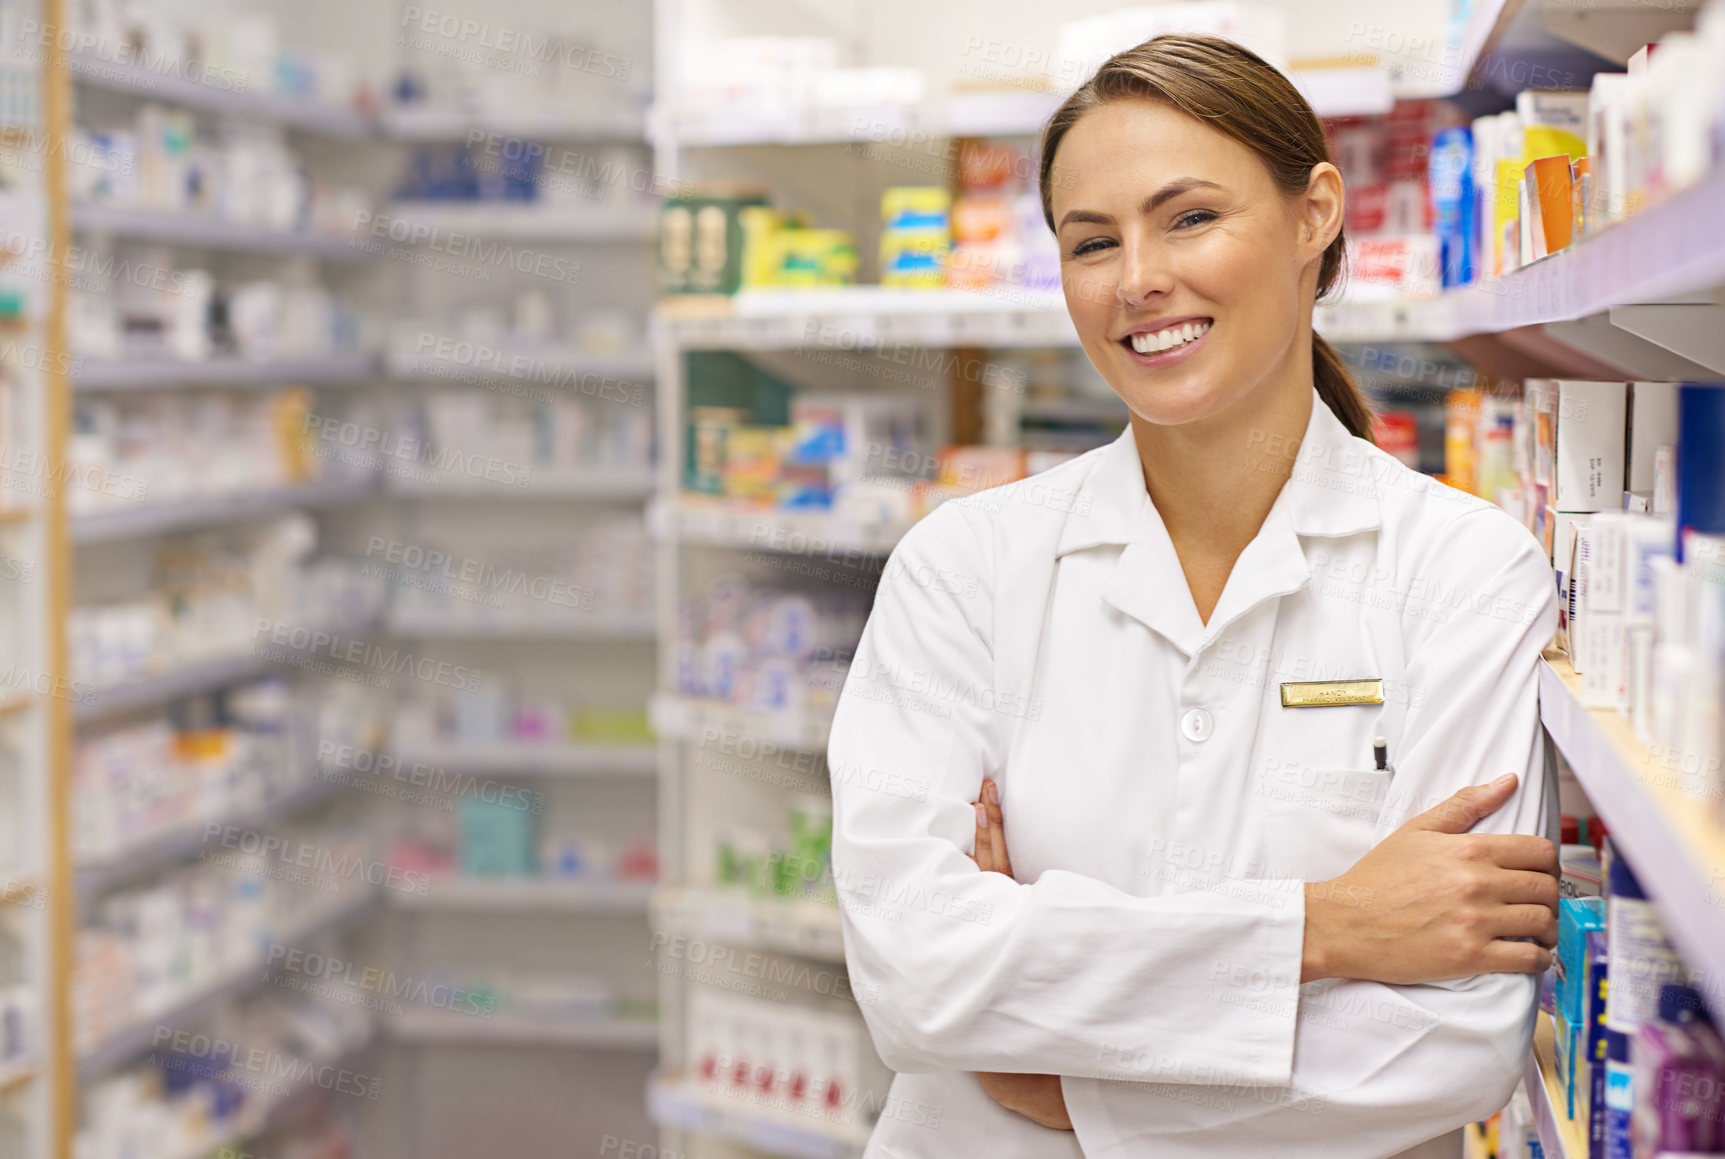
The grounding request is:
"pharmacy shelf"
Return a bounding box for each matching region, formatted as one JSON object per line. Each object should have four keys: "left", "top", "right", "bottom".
{"left": 71, "top": 203, "right": 367, "bottom": 259}
{"left": 380, "top": 104, "right": 646, "bottom": 142}
{"left": 69, "top": 52, "right": 374, "bottom": 138}
{"left": 383, "top": 201, "right": 659, "bottom": 242}
{"left": 385, "top": 612, "right": 657, "bottom": 640}
{"left": 654, "top": 68, "right": 1390, "bottom": 147}
{"left": 652, "top": 887, "right": 845, "bottom": 965}
{"left": 385, "top": 743, "right": 657, "bottom": 777}
{"left": 650, "top": 695, "right": 836, "bottom": 756}
{"left": 651, "top": 496, "right": 913, "bottom": 556}
{"left": 387, "top": 347, "right": 654, "bottom": 388}
{"left": 77, "top": 889, "right": 379, "bottom": 1081}
{"left": 390, "top": 1009, "right": 658, "bottom": 1049}
{"left": 1317, "top": 165, "right": 1725, "bottom": 343}
{"left": 647, "top": 1074, "right": 869, "bottom": 1159}
{"left": 156, "top": 1035, "right": 375, "bottom": 1159}
{"left": 74, "top": 777, "right": 341, "bottom": 901}
{"left": 75, "top": 352, "right": 379, "bottom": 391}
{"left": 1539, "top": 652, "right": 1725, "bottom": 970}
{"left": 391, "top": 877, "right": 654, "bottom": 912}
{"left": 1396, "top": 0, "right": 1516, "bottom": 99}
{"left": 0, "top": 1059, "right": 35, "bottom": 1095}
{"left": 385, "top": 468, "right": 656, "bottom": 500}
{"left": 658, "top": 286, "right": 1077, "bottom": 350}
{"left": 72, "top": 474, "right": 379, "bottom": 544}
{"left": 1526, "top": 1013, "right": 1585, "bottom": 1159}
{"left": 75, "top": 612, "right": 381, "bottom": 727}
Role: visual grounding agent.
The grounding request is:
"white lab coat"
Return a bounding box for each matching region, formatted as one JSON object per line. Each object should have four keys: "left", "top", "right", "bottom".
{"left": 826, "top": 389, "right": 1558, "bottom": 1159}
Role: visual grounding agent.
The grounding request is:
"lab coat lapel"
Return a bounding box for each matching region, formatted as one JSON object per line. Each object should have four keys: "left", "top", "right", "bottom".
{"left": 1201, "top": 395, "right": 1383, "bottom": 644}
{"left": 1058, "top": 428, "right": 1208, "bottom": 656}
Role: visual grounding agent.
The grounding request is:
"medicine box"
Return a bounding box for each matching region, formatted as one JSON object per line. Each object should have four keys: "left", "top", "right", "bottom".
{"left": 1627, "top": 382, "right": 1678, "bottom": 494}
{"left": 1552, "top": 381, "right": 1628, "bottom": 512}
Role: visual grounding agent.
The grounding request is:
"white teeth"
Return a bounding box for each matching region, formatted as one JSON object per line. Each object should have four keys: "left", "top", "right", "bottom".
{"left": 1129, "top": 320, "right": 1210, "bottom": 355}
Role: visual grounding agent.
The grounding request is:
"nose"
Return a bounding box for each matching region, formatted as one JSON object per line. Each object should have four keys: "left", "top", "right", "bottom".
{"left": 1115, "top": 237, "right": 1173, "bottom": 307}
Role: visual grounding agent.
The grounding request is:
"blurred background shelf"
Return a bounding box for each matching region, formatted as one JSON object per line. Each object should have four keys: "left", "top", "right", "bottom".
{"left": 71, "top": 475, "right": 379, "bottom": 544}
{"left": 391, "top": 877, "right": 655, "bottom": 912}
{"left": 647, "top": 1074, "right": 870, "bottom": 1159}
{"left": 76, "top": 889, "right": 379, "bottom": 1081}
{"left": 74, "top": 353, "right": 379, "bottom": 391}
{"left": 71, "top": 203, "right": 369, "bottom": 258}
{"left": 383, "top": 743, "right": 658, "bottom": 777}
{"left": 390, "top": 1010, "right": 658, "bottom": 1049}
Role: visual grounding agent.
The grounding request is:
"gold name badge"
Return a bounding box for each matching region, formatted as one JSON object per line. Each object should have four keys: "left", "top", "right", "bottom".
{"left": 1279, "top": 679, "right": 1385, "bottom": 708}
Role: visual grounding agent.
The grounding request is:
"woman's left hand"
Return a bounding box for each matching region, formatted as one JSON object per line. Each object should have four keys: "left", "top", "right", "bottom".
{"left": 967, "top": 779, "right": 1074, "bottom": 1132}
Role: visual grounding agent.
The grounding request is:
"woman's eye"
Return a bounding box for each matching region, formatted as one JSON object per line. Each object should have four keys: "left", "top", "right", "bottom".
{"left": 1071, "top": 237, "right": 1115, "bottom": 256}
{"left": 1173, "top": 209, "right": 1218, "bottom": 229}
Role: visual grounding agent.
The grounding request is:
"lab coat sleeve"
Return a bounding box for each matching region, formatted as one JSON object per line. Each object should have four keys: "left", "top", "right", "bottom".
{"left": 828, "top": 499, "right": 1308, "bottom": 1084}
{"left": 1060, "top": 504, "right": 1559, "bottom": 1158}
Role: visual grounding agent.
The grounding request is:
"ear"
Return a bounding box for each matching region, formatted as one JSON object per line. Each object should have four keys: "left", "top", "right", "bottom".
{"left": 1298, "top": 161, "right": 1345, "bottom": 262}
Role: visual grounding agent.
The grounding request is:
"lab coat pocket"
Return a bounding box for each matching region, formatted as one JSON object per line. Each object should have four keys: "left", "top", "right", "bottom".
{"left": 1256, "top": 766, "right": 1391, "bottom": 882}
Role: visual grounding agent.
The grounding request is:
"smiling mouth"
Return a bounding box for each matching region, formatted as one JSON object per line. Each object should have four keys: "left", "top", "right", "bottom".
{"left": 1122, "top": 318, "right": 1212, "bottom": 355}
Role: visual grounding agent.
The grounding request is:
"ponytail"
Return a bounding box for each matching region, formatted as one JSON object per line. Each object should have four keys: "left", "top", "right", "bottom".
{"left": 1313, "top": 332, "right": 1375, "bottom": 442}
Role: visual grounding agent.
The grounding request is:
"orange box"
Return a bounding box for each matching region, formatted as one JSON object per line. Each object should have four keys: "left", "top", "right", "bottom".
{"left": 1524, "top": 155, "right": 1574, "bottom": 259}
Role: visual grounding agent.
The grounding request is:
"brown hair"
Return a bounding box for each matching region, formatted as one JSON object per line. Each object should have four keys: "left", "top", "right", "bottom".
{"left": 1038, "top": 33, "right": 1375, "bottom": 442}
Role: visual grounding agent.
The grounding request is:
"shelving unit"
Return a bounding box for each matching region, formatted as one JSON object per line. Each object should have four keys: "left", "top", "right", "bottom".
{"left": 391, "top": 878, "right": 654, "bottom": 912}
{"left": 385, "top": 612, "right": 657, "bottom": 640}
{"left": 383, "top": 201, "right": 659, "bottom": 242}
{"left": 73, "top": 610, "right": 380, "bottom": 725}
{"left": 1525, "top": 1013, "right": 1585, "bottom": 1159}
{"left": 383, "top": 743, "right": 658, "bottom": 778}
{"left": 67, "top": 51, "right": 374, "bottom": 138}
{"left": 1538, "top": 652, "right": 1725, "bottom": 970}
{"left": 73, "top": 776, "right": 341, "bottom": 901}
{"left": 75, "top": 889, "right": 378, "bottom": 1082}
{"left": 646, "top": 1075, "right": 870, "bottom": 1159}
{"left": 73, "top": 353, "right": 379, "bottom": 391}
{"left": 390, "top": 1010, "right": 658, "bottom": 1049}
{"left": 70, "top": 204, "right": 369, "bottom": 259}
{"left": 70, "top": 475, "right": 379, "bottom": 544}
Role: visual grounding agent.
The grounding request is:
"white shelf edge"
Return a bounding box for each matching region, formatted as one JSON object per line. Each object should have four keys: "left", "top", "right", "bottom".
{"left": 390, "top": 878, "right": 654, "bottom": 911}
{"left": 383, "top": 201, "right": 658, "bottom": 242}
{"left": 383, "top": 744, "right": 657, "bottom": 776}
{"left": 71, "top": 204, "right": 370, "bottom": 259}
{"left": 72, "top": 475, "right": 378, "bottom": 544}
{"left": 1538, "top": 656, "right": 1725, "bottom": 970}
{"left": 655, "top": 497, "right": 913, "bottom": 556}
{"left": 68, "top": 53, "right": 374, "bottom": 137}
{"left": 390, "top": 1010, "right": 658, "bottom": 1049}
{"left": 651, "top": 886, "right": 846, "bottom": 965}
{"left": 384, "top": 613, "right": 657, "bottom": 640}
{"left": 384, "top": 470, "right": 656, "bottom": 500}
{"left": 74, "top": 353, "right": 379, "bottom": 390}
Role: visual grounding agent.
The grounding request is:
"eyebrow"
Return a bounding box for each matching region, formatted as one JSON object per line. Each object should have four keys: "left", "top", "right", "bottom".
{"left": 1056, "top": 177, "right": 1225, "bottom": 230}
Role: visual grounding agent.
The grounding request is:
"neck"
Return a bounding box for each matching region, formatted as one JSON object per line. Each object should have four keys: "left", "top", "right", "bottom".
{"left": 1131, "top": 382, "right": 1314, "bottom": 568}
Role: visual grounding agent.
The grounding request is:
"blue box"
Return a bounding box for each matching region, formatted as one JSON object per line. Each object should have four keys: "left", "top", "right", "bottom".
{"left": 1558, "top": 897, "right": 1606, "bottom": 1024}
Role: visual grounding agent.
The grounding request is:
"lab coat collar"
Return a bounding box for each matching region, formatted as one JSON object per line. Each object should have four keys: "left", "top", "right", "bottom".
{"left": 1058, "top": 389, "right": 1383, "bottom": 656}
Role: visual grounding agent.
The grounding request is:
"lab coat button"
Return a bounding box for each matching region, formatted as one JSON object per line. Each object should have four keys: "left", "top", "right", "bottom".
{"left": 1180, "top": 707, "right": 1213, "bottom": 742}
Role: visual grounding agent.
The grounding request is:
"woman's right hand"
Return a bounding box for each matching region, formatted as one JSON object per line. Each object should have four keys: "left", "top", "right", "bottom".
{"left": 1302, "top": 772, "right": 1560, "bottom": 985}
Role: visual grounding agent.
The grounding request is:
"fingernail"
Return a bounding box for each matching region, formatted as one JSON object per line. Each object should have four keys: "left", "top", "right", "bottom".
{"left": 986, "top": 781, "right": 999, "bottom": 805}
{"left": 976, "top": 802, "right": 988, "bottom": 827}
{"left": 1493, "top": 773, "right": 1516, "bottom": 789}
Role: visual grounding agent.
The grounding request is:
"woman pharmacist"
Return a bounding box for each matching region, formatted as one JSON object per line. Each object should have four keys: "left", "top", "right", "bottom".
{"left": 826, "top": 34, "right": 1561, "bottom": 1159}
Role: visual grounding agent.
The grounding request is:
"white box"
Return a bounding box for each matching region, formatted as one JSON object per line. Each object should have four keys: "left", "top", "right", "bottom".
{"left": 1568, "top": 520, "right": 1593, "bottom": 671}
{"left": 1627, "top": 382, "right": 1679, "bottom": 493}
{"left": 1553, "top": 380, "right": 1628, "bottom": 511}
{"left": 1588, "top": 512, "right": 1628, "bottom": 615}
{"left": 1580, "top": 612, "right": 1627, "bottom": 710}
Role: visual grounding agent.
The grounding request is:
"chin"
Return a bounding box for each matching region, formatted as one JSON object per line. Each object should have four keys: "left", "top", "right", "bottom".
{"left": 1109, "top": 374, "right": 1227, "bottom": 428}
